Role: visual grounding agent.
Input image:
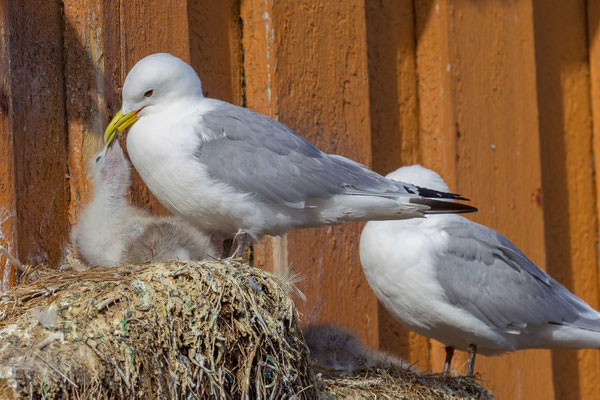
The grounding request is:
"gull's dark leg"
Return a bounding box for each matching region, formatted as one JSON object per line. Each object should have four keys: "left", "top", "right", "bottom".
{"left": 230, "top": 232, "right": 250, "bottom": 259}
{"left": 467, "top": 344, "right": 477, "bottom": 376}
{"left": 221, "top": 238, "right": 234, "bottom": 259}
{"left": 443, "top": 346, "right": 454, "bottom": 374}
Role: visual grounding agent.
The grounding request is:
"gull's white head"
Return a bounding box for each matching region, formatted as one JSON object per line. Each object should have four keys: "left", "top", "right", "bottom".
{"left": 386, "top": 164, "right": 450, "bottom": 193}
{"left": 104, "top": 53, "right": 203, "bottom": 144}
{"left": 122, "top": 53, "right": 203, "bottom": 115}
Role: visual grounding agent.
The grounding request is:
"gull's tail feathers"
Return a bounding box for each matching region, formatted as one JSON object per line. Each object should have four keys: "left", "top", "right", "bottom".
{"left": 526, "top": 322, "right": 600, "bottom": 350}
{"left": 409, "top": 198, "right": 478, "bottom": 214}
{"left": 564, "top": 303, "right": 600, "bottom": 333}
{"left": 415, "top": 185, "right": 469, "bottom": 201}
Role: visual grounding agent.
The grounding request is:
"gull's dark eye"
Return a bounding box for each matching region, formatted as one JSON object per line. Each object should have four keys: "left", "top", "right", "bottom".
{"left": 95, "top": 156, "right": 102, "bottom": 163}
{"left": 144, "top": 89, "right": 154, "bottom": 98}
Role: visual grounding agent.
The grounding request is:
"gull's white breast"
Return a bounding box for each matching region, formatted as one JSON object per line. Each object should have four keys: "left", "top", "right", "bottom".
{"left": 360, "top": 218, "right": 517, "bottom": 354}
{"left": 125, "top": 101, "right": 286, "bottom": 236}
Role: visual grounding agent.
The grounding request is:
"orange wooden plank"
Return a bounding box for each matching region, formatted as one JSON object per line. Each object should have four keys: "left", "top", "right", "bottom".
{"left": 63, "top": 1, "right": 115, "bottom": 225}
{"left": 0, "top": 4, "right": 18, "bottom": 286}
{"left": 240, "top": 0, "right": 282, "bottom": 274}
{"left": 271, "top": 1, "right": 379, "bottom": 347}
{"left": 590, "top": 0, "right": 600, "bottom": 235}
{"left": 415, "top": 0, "right": 555, "bottom": 397}
{"left": 414, "top": 0, "right": 457, "bottom": 189}
{"left": 534, "top": 2, "right": 600, "bottom": 399}
{"left": 364, "top": 0, "right": 431, "bottom": 369}
{"left": 117, "top": 0, "right": 190, "bottom": 214}
{"left": 188, "top": 1, "right": 243, "bottom": 106}
{"left": 414, "top": 0, "right": 462, "bottom": 374}
{"left": 3, "top": 1, "right": 70, "bottom": 267}
{"left": 115, "top": 1, "right": 243, "bottom": 217}
{"left": 366, "top": 0, "right": 421, "bottom": 174}
{"left": 243, "top": 0, "right": 378, "bottom": 346}
{"left": 534, "top": 0, "right": 600, "bottom": 399}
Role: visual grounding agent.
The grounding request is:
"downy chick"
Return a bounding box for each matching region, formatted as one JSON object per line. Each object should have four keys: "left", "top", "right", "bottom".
{"left": 302, "top": 323, "right": 409, "bottom": 375}
{"left": 71, "top": 141, "right": 215, "bottom": 267}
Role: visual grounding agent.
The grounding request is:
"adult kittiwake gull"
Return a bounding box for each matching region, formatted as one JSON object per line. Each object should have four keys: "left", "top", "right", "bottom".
{"left": 360, "top": 165, "right": 600, "bottom": 375}
{"left": 103, "top": 53, "right": 476, "bottom": 240}
{"left": 71, "top": 141, "right": 215, "bottom": 267}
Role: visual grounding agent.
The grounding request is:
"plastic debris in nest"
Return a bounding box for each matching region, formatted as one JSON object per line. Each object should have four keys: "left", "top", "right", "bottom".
{"left": 0, "top": 259, "right": 317, "bottom": 399}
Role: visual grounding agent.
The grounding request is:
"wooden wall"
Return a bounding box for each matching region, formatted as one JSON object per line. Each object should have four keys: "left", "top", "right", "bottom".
{"left": 0, "top": 0, "right": 599, "bottom": 398}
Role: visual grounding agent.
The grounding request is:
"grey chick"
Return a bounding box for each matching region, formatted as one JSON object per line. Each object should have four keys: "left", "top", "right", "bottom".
{"left": 302, "top": 323, "right": 409, "bottom": 375}
{"left": 71, "top": 141, "right": 215, "bottom": 267}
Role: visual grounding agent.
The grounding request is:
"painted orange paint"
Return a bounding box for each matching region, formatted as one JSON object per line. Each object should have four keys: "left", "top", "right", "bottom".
{"left": 533, "top": 1, "right": 600, "bottom": 399}
{"left": 364, "top": 0, "right": 431, "bottom": 370}
{"left": 189, "top": 0, "right": 243, "bottom": 106}
{"left": 366, "top": 0, "right": 421, "bottom": 174}
{"left": 270, "top": 1, "right": 379, "bottom": 348}
{"left": 240, "top": 0, "right": 282, "bottom": 274}
{"left": 0, "top": 3, "right": 18, "bottom": 286}
{"left": 243, "top": 0, "right": 379, "bottom": 347}
{"left": 415, "top": 0, "right": 457, "bottom": 189}
{"left": 415, "top": 1, "right": 555, "bottom": 398}
{"left": 589, "top": 0, "right": 600, "bottom": 233}
{"left": 117, "top": 0, "right": 190, "bottom": 215}
{"left": 63, "top": 0, "right": 111, "bottom": 225}
{"left": 414, "top": 0, "right": 463, "bottom": 375}
{"left": 5, "top": 1, "right": 70, "bottom": 267}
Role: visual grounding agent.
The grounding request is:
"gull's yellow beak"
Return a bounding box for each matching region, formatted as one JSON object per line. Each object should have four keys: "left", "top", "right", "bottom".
{"left": 103, "top": 109, "right": 140, "bottom": 145}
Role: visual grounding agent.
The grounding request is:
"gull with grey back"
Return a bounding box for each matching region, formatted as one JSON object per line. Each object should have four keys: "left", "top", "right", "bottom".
{"left": 103, "top": 53, "right": 476, "bottom": 241}
{"left": 71, "top": 141, "right": 215, "bottom": 267}
{"left": 360, "top": 165, "right": 600, "bottom": 375}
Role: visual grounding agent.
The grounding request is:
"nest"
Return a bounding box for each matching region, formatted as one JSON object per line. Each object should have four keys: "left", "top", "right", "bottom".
{"left": 0, "top": 259, "right": 493, "bottom": 399}
{"left": 317, "top": 365, "right": 494, "bottom": 399}
{"left": 0, "top": 260, "right": 316, "bottom": 398}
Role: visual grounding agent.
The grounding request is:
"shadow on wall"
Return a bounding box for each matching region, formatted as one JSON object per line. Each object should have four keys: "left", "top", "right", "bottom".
{"left": 364, "top": 0, "right": 424, "bottom": 366}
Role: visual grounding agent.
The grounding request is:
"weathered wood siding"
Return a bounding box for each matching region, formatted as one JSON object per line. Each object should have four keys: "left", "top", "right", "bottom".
{"left": 0, "top": 1, "right": 599, "bottom": 398}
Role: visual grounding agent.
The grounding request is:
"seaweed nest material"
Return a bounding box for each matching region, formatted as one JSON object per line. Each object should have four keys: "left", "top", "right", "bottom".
{"left": 0, "top": 260, "right": 316, "bottom": 399}
{"left": 0, "top": 258, "right": 493, "bottom": 399}
{"left": 318, "top": 364, "right": 494, "bottom": 399}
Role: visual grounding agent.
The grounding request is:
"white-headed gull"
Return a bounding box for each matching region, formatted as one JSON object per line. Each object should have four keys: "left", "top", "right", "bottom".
{"left": 103, "top": 53, "right": 476, "bottom": 241}
{"left": 360, "top": 165, "right": 600, "bottom": 375}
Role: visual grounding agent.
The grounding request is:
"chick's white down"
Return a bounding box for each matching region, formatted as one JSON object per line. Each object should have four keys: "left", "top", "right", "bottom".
{"left": 360, "top": 165, "right": 600, "bottom": 373}
{"left": 116, "top": 53, "right": 475, "bottom": 241}
{"left": 71, "top": 141, "right": 215, "bottom": 267}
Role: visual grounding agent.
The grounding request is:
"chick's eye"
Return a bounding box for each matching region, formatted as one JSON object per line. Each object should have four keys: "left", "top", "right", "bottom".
{"left": 144, "top": 89, "right": 154, "bottom": 98}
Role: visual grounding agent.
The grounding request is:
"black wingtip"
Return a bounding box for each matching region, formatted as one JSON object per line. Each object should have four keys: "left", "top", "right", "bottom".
{"left": 410, "top": 198, "right": 478, "bottom": 214}
{"left": 416, "top": 186, "right": 470, "bottom": 201}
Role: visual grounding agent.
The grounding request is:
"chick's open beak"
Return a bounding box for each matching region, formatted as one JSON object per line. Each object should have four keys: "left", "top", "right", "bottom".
{"left": 103, "top": 109, "right": 140, "bottom": 145}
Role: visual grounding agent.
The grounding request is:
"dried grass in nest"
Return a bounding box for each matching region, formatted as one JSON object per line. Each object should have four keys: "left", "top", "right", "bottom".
{"left": 0, "top": 257, "right": 493, "bottom": 399}
{"left": 0, "top": 260, "right": 316, "bottom": 399}
{"left": 317, "top": 364, "right": 494, "bottom": 399}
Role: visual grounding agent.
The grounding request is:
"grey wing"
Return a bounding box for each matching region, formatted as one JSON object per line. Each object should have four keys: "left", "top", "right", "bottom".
{"left": 437, "top": 221, "right": 600, "bottom": 331}
{"left": 194, "top": 102, "right": 419, "bottom": 208}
